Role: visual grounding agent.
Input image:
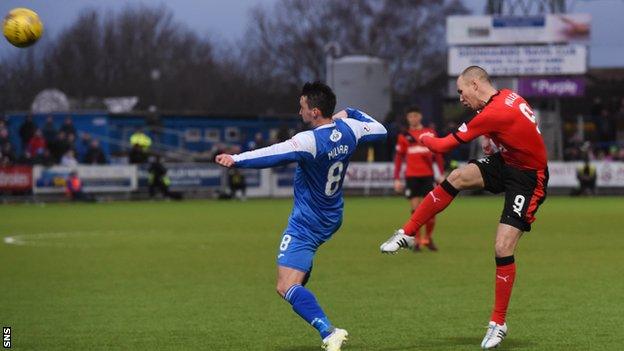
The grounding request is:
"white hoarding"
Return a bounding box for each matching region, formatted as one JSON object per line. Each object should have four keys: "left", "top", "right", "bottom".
{"left": 448, "top": 45, "right": 586, "bottom": 76}
{"left": 447, "top": 14, "right": 591, "bottom": 45}
{"left": 33, "top": 165, "right": 138, "bottom": 193}
{"left": 344, "top": 162, "right": 624, "bottom": 189}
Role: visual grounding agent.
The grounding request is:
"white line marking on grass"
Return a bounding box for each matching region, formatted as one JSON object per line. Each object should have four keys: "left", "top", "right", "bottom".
{"left": 3, "top": 231, "right": 128, "bottom": 248}
{"left": 3, "top": 229, "right": 183, "bottom": 249}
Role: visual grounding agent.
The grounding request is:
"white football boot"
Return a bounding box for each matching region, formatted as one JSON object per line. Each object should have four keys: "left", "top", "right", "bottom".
{"left": 322, "top": 328, "right": 348, "bottom": 351}
{"left": 379, "top": 229, "right": 414, "bottom": 253}
{"left": 481, "top": 321, "right": 507, "bottom": 349}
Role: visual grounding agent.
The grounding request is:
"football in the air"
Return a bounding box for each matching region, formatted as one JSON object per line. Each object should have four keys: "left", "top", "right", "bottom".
{"left": 3, "top": 8, "right": 43, "bottom": 48}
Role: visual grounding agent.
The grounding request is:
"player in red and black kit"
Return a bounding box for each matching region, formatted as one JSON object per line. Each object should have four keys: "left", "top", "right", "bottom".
{"left": 380, "top": 66, "right": 548, "bottom": 349}
{"left": 393, "top": 106, "right": 444, "bottom": 251}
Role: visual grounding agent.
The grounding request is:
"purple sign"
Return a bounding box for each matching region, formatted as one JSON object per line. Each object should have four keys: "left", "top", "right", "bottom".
{"left": 518, "top": 77, "right": 585, "bottom": 97}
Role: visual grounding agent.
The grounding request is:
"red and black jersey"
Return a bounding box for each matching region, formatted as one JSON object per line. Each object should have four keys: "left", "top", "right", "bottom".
{"left": 394, "top": 128, "right": 444, "bottom": 179}
{"left": 423, "top": 89, "right": 547, "bottom": 171}
{"left": 451, "top": 89, "right": 547, "bottom": 170}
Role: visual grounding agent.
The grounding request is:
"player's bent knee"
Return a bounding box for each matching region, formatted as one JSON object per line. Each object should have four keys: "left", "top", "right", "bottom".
{"left": 276, "top": 281, "right": 296, "bottom": 298}
{"left": 494, "top": 242, "right": 515, "bottom": 257}
{"left": 447, "top": 169, "right": 467, "bottom": 189}
{"left": 447, "top": 165, "right": 483, "bottom": 190}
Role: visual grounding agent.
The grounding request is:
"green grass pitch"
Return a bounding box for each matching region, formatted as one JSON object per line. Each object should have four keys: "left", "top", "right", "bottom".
{"left": 1, "top": 196, "right": 623, "bottom": 350}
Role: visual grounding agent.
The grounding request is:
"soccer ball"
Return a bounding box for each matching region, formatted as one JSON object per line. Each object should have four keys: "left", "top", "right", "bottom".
{"left": 3, "top": 8, "right": 43, "bottom": 48}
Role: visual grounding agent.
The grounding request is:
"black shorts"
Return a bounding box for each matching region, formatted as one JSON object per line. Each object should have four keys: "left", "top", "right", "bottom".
{"left": 404, "top": 176, "right": 434, "bottom": 199}
{"left": 469, "top": 153, "right": 549, "bottom": 232}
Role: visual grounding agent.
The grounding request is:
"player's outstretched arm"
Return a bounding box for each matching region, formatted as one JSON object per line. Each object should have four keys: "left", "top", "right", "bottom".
{"left": 227, "top": 132, "right": 316, "bottom": 169}
{"left": 420, "top": 110, "right": 496, "bottom": 154}
{"left": 419, "top": 133, "right": 460, "bottom": 154}
{"left": 339, "top": 108, "right": 387, "bottom": 143}
{"left": 215, "top": 154, "right": 235, "bottom": 168}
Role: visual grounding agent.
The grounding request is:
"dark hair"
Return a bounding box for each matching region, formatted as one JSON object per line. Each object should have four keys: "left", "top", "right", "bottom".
{"left": 404, "top": 105, "right": 421, "bottom": 115}
{"left": 300, "top": 81, "right": 336, "bottom": 118}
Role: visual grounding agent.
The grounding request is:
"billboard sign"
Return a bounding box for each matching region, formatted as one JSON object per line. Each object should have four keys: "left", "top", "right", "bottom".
{"left": 447, "top": 14, "right": 591, "bottom": 45}
{"left": 344, "top": 162, "right": 624, "bottom": 189}
{"left": 0, "top": 166, "right": 32, "bottom": 192}
{"left": 33, "top": 165, "right": 137, "bottom": 193}
{"left": 137, "top": 163, "right": 222, "bottom": 190}
{"left": 518, "top": 77, "right": 585, "bottom": 97}
{"left": 448, "top": 45, "right": 587, "bottom": 76}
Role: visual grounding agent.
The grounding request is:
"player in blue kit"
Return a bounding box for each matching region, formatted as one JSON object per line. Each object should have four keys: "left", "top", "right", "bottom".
{"left": 215, "top": 82, "right": 387, "bottom": 350}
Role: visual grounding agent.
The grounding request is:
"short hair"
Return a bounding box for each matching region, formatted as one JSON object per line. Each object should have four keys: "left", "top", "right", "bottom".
{"left": 404, "top": 105, "right": 421, "bottom": 115}
{"left": 300, "top": 81, "right": 336, "bottom": 118}
{"left": 460, "top": 66, "right": 491, "bottom": 83}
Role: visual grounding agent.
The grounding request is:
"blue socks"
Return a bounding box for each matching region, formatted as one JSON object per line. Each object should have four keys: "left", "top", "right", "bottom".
{"left": 284, "top": 284, "right": 334, "bottom": 339}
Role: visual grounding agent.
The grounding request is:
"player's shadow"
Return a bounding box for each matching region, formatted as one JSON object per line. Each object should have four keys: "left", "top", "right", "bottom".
{"left": 374, "top": 337, "right": 535, "bottom": 350}
{"left": 447, "top": 336, "right": 535, "bottom": 349}
{"left": 278, "top": 337, "right": 535, "bottom": 351}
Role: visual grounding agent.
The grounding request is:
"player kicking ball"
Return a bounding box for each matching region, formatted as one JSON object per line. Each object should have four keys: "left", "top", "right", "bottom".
{"left": 380, "top": 66, "right": 549, "bottom": 349}
{"left": 216, "top": 82, "right": 387, "bottom": 351}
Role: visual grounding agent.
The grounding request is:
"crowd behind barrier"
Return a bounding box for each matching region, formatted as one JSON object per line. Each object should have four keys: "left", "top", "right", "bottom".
{"left": 2, "top": 161, "right": 624, "bottom": 197}
{"left": 1, "top": 106, "right": 623, "bottom": 199}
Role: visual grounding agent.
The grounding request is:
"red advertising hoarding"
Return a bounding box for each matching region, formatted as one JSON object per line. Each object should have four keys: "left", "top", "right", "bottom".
{"left": 0, "top": 166, "right": 33, "bottom": 192}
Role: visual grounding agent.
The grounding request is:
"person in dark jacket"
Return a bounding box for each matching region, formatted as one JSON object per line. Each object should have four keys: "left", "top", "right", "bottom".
{"left": 148, "top": 156, "right": 182, "bottom": 200}
{"left": 83, "top": 139, "right": 107, "bottom": 164}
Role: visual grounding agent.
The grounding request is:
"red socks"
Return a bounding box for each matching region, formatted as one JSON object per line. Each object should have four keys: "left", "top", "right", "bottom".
{"left": 403, "top": 180, "right": 458, "bottom": 235}
{"left": 491, "top": 256, "right": 516, "bottom": 325}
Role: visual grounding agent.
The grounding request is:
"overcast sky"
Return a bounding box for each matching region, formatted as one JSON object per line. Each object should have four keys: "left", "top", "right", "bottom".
{"left": 1, "top": 0, "right": 623, "bottom": 67}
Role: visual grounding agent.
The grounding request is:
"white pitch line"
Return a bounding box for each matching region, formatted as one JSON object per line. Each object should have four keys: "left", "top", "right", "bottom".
{"left": 2, "top": 230, "right": 170, "bottom": 248}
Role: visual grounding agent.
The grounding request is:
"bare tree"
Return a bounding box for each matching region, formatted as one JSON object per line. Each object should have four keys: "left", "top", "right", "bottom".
{"left": 243, "top": 0, "right": 468, "bottom": 95}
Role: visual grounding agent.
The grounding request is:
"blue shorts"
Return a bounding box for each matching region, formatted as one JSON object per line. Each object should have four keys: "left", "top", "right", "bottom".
{"left": 276, "top": 232, "right": 320, "bottom": 273}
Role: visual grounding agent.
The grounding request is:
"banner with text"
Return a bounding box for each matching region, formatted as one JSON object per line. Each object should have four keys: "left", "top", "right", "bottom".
{"left": 344, "top": 162, "right": 624, "bottom": 189}
{"left": 33, "top": 165, "right": 137, "bottom": 194}
{"left": 447, "top": 14, "right": 591, "bottom": 45}
{"left": 448, "top": 45, "right": 586, "bottom": 76}
{"left": 0, "top": 166, "right": 32, "bottom": 192}
{"left": 517, "top": 76, "right": 585, "bottom": 97}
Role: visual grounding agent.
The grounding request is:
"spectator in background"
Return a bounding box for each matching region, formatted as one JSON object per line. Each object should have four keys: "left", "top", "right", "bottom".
{"left": 80, "top": 133, "right": 92, "bottom": 151}
{"left": 49, "top": 131, "right": 71, "bottom": 163}
{"left": 130, "top": 128, "right": 152, "bottom": 151}
{"left": 84, "top": 139, "right": 107, "bottom": 164}
{"left": 573, "top": 156, "right": 597, "bottom": 196}
{"left": 0, "top": 154, "right": 10, "bottom": 166}
{"left": 42, "top": 115, "right": 57, "bottom": 144}
{"left": 61, "top": 150, "right": 78, "bottom": 167}
{"left": 129, "top": 128, "right": 151, "bottom": 164}
{"left": 148, "top": 156, "right": 182, "bottom": 200}
{"left": 35, "top": 149, "right": 55, "bottom": 167}
{"left": 66, "top": 171, "right": 95, "bottom": 202}
{"left": 1, "top": 143, "right": 15, "bottom": 165}
{"left": 247, "top": 132, "right": 267, "bottom": 151}
{"left": 27, "top": 129, "right": 47, "bottom": 157}
{"left": 0, "top": 127, "right": 10, "bottom": 148}
{"left": 19, "top": 115, "right": 37, "bottom": 149}
{"left": 276, "top": 124, "right": 290, "bottom": 143}
{"left": 227, "top": 168, "right": 247, "bottom": 200}
{"left": 60, "top": 116, "right": 77, "bottom": 138}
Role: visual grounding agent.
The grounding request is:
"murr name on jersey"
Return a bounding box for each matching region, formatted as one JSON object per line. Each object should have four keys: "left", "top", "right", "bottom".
{"left": 328, "top": 145, "right": 349, "bottom": 160}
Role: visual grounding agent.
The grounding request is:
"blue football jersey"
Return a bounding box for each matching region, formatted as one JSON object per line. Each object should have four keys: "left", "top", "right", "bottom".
{"left": 232, "top": 108, "right": 387, "bottom": 244}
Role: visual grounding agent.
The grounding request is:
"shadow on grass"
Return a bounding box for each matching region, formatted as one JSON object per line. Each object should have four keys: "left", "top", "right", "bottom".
{"left": 374, "top": 336, "right": 535, "bottom": 350}
{"left": 275, "top": 347, "right": 319, "bottom": 351}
